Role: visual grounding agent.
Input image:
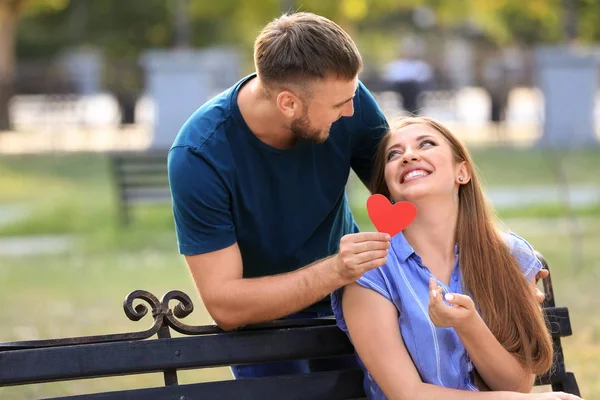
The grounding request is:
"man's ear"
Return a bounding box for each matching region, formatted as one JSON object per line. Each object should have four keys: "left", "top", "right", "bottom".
{"left": 456, "top": 161, "right": 471, "bottom": 185}
{"left": 276, "top": 90, "right": 301, "bottom": 119}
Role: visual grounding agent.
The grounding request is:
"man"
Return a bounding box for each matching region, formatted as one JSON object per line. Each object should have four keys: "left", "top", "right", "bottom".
{"left": 168, "top": 12, "right": 391, "bottom": 378}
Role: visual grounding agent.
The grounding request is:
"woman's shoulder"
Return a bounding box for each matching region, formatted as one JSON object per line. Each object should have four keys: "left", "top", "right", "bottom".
{"left": 501, "top": 230, "right": 538, "bottom": 256}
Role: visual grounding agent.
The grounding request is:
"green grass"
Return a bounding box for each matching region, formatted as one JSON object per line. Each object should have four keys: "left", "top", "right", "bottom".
{"left": 470, "top": 147, "right": 600, "bottom": 187}
{"left": 0, "top": 148, "right": 599, "bottom": 398}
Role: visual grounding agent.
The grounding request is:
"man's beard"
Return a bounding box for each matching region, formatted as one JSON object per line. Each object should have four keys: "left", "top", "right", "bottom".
{"left": 290, "top": 110, "right": 330, "bottom": 144}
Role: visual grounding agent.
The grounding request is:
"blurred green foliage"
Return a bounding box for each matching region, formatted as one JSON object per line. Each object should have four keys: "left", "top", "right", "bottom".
{"left": 14, "top": 0, "right": 600, "bottom": 65}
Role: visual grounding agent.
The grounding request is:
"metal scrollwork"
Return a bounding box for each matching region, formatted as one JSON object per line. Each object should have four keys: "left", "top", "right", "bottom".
{"left": 0, "top": 289, "right": 337, "bottom": 351}
{"left": 160, "top": 290, "right": 219, "bottom": 335}
{"left": 124, "top": 289, "right": 163, "bottom": 321}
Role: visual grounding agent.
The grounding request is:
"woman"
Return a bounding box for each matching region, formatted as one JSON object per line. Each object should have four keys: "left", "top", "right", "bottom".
{"left": 331, "top": 117, "right": 583, "bottom": 400}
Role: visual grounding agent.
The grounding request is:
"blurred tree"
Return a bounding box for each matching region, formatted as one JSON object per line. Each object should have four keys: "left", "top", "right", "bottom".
{"left": 0, "top": 0, "right": 70, "bottom": 131}
{"left": 0, "top": 0, "right": 26, "bottom": 131}
{"left": 173, "top": 0, "right": 191, "bottom": 48}
{"left": 578, "top": 0, "right": 600, "bottom": 43}
{"left": 11, "top": 0, "right": 598, "bottom": 67}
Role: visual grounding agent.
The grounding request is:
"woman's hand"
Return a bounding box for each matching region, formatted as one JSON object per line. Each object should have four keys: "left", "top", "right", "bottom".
{"left": 533, "top": 268, "right": 549, "bottom": 304}
{"left": 428, "top": 277, "right": 477, "bottom": 330}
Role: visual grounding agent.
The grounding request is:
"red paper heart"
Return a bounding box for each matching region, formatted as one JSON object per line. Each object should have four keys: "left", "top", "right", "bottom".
{"left": 366, "top": 194, "right": 417, "bottom": 237}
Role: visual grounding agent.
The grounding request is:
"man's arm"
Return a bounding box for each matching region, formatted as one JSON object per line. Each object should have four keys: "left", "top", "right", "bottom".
{"left": 188, "top": 233, "right": 390, "bottom": 331}
{"left": 169, "top": 146, "right": 390, "bottom": 330}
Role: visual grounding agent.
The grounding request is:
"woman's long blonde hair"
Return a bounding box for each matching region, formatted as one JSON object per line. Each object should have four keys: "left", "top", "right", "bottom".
{"left": 369, "top": 117, "right": 553, "bottom": 386}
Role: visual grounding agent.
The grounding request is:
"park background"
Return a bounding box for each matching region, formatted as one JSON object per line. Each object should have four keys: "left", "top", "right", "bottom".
{"left": 0, "top": 0, "right": 599, "bottom": 398}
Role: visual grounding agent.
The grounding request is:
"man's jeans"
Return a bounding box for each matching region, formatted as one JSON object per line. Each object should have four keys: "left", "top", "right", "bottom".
{"left": 230, "top": 311, "right": 359, "bottom": 379}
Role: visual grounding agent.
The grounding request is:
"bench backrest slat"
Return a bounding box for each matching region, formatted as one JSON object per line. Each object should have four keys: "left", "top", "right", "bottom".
{"left": 0, "top": 326, "right": 354, "bottom": 386}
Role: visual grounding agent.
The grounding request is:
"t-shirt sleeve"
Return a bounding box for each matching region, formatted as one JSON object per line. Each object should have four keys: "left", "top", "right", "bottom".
{"left": 356, "top": 268, "right": 394, "bottom": 302}
{"left": 331, "top": 265, "right": 395, "bottom": 334}
{"left": 168, "top": 145, "right": 236, "bottom": 256}
{"left": 505, "top": 232, "right": 543, "bottom": 282}
{"left": 350, "top": 81, "right": 389, "bottom": 187}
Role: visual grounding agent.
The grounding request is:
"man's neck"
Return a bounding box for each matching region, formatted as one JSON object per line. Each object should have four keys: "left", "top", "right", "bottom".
{"left": 237, "top": 76, "right": 296, "bottom": 149}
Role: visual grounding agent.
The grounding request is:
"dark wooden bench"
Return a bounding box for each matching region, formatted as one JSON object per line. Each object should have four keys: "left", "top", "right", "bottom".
{"left": 108, "top": 150, "right": 170, "bottom": 226}
{"left": 0, "top": 254, "right": 581, "bottom": 399}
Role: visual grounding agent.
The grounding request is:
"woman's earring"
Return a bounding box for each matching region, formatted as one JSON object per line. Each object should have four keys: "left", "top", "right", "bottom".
{"left": 458, "top": 177, "right": 464, "bottom": 183}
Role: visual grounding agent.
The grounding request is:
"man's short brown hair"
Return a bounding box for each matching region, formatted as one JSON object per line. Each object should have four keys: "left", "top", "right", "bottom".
{"left": 254, "top": 12, "right": 362, "bottom": 89}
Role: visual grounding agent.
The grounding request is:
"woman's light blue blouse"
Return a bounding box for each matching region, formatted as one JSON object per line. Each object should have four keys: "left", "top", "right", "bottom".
{"left": 331, "top": 231, "right": 542, "bottom": 399}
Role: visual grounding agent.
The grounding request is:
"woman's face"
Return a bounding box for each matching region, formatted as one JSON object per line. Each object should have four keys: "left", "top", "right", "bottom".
{"left": 383, "top": 123, "right": 467, "bottom": 202}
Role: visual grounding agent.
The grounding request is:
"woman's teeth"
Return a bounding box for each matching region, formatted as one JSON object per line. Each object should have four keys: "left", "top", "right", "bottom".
{"left": 403, "top": 170, "right": 429, "bottom": 182}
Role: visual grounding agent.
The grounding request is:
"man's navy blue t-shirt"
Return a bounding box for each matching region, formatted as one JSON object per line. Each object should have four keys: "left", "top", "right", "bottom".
{"left": 168, "top": 73, "right": 388, "bottom": 313}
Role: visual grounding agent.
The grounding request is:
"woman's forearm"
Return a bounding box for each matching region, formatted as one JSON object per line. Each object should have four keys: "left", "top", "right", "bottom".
{"left": 454, "top": 313, "right": 534, "bottom": 392}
